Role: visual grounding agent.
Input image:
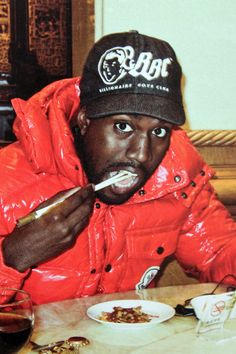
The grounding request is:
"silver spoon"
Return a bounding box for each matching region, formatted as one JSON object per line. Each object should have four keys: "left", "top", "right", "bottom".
{"left": 30, "top": 340, "right": 65, "bottom": 352}
{"left": 30, "top": 336, "right": 90, "bottom": 352}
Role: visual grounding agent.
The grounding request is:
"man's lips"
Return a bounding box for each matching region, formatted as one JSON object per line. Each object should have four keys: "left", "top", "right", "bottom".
{"left": 103, "top": 169, "right": 139, "bottom": 194}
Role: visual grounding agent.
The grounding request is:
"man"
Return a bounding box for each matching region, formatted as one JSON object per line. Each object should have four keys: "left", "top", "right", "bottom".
{"left": 0, "top": 31, "right": 235, "bottom": 305}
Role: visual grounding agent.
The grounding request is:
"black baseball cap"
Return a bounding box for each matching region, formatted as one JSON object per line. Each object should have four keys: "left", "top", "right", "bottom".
{"left": 80, "top": 31, "right": 185, "bottom": 125}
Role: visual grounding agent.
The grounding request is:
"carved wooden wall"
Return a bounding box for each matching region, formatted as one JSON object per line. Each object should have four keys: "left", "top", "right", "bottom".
{"left": 0, "top": 0, "right": 11, "bottom": 73}
{"left": 28, "top": 0, "right": 72, "bottom": 78}
{"left": 0, "top": 0, "right": 95, "bottom": 141}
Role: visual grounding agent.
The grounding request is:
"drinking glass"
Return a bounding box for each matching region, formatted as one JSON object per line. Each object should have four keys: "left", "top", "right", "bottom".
{"left": 0, "top": 288, "right": 34, "bottom": 354}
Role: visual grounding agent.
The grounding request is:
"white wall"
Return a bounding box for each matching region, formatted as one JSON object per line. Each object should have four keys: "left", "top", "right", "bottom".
{"left": 95, "top": 0, "right": 236, "bottom": 130}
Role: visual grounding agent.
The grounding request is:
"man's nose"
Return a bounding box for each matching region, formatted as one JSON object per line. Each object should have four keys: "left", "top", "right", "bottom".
{"left": 126, "top": 135, "right": 150, "bottom": 163}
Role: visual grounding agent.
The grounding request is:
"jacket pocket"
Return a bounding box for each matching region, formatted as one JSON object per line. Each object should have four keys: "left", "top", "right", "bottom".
{"left": 125, "top": 226, "right": 179, "bottom": 261}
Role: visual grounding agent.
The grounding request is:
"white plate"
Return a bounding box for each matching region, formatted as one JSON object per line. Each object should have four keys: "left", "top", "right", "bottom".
{"left": 87, "top": 299, "right": 175, "bottom": 329}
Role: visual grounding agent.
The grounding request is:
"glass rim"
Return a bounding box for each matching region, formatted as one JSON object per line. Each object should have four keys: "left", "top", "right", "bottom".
{"left": 0, "top": 287, "right": 32, "bottom": 307}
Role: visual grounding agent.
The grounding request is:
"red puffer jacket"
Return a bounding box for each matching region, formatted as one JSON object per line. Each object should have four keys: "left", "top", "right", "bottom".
{"left": 0, "top": 78, "right": 236, "bottom": 305}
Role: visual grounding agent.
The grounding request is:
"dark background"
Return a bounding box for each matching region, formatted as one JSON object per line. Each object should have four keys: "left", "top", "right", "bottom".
{"left": 0, "top": 0, "right": 73, "bottom": 142}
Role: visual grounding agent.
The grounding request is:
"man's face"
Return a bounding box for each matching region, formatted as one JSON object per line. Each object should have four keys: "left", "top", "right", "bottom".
{"left": 77, "top": 113, "right": 172, "bottom": 205}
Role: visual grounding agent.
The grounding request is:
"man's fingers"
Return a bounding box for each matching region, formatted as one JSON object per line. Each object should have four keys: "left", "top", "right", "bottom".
{"left": 66, "top": 199, "right": 94, "bottom": 235}
{"left": 61, "top": 184, "right": 95, "bottom": 216}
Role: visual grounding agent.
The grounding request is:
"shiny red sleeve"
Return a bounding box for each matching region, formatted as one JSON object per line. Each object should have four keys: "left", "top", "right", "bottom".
{"left": 176, "top": 182, "right": 236, "bottom": 285}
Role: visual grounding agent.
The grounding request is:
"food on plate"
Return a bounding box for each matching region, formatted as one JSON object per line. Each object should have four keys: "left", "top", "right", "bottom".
{"left": 99, "top": 305, "right": 154, "bottom": 323}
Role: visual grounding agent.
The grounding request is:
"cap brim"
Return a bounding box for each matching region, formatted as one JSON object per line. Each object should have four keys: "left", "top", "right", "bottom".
{"left": 85, "top": 93, "right": 185, "bottom": 126}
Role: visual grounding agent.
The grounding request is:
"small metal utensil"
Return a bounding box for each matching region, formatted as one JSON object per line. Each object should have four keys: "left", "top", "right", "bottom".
{"left": 30, "top": 336, "right": 90, "bottom": 353}
{"left": 30, "top": 340, "right": 65, "bottom": 352}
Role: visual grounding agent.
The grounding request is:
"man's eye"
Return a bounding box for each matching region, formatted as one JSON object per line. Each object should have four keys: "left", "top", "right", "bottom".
{"left": 153, "top": 127, "right": 168, "bottom": 138}
{"left": 115, "top": 122, "right": 133, "bottom": 132}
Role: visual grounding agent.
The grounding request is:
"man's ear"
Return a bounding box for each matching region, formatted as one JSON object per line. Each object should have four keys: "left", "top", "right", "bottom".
{"left": 77, "top": 109, "right": 91, "bottom": 135}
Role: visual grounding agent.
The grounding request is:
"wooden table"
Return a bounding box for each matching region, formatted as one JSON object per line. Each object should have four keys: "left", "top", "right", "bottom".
{"left": 21, "top": 283, "right": 236, "bottom": 354}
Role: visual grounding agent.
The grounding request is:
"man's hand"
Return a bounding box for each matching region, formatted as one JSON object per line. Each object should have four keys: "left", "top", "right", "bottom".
{"left": 2, "top": 185, "right": 95, "bottom": 272}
